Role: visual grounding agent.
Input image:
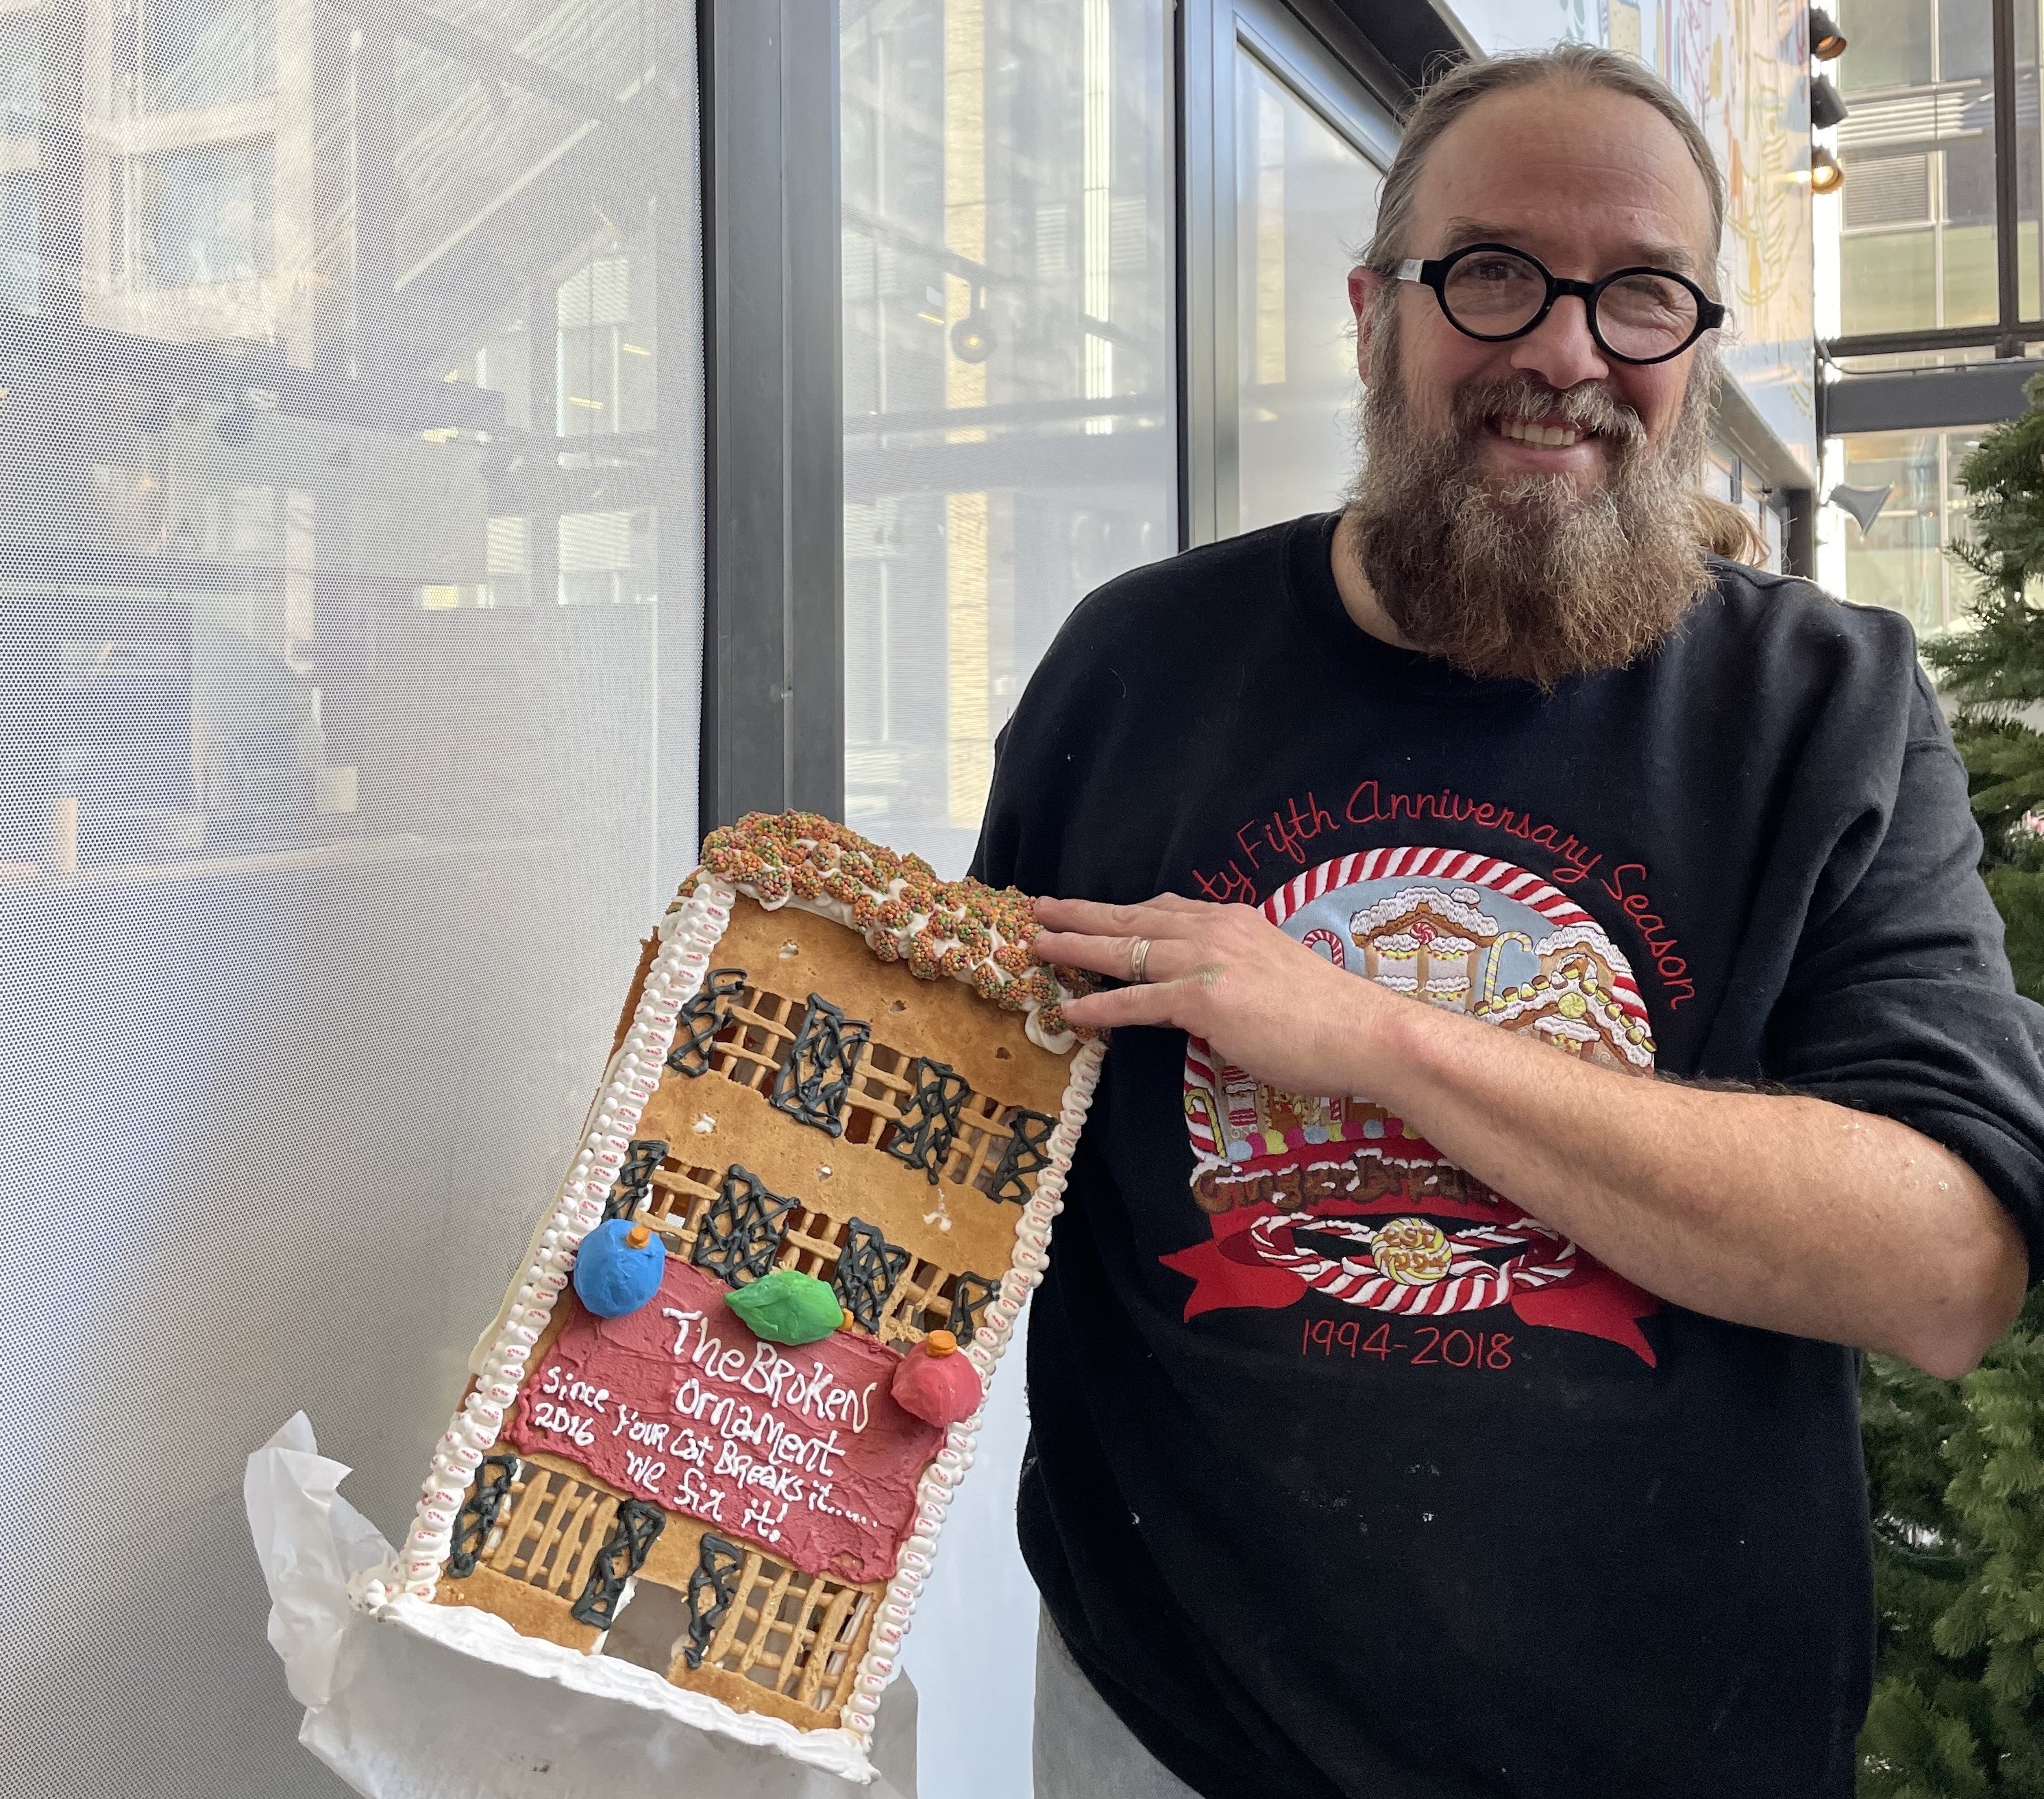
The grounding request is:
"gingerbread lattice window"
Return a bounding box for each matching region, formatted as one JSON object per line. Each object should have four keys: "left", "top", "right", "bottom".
{"left": 666, "top": 968, "right": 749, "bottom": 1077}
{"left": 445, "top": 1454, "right": 521, "bottom": 1579}
{"left": 833, "top": 1217, "right": 911, "bottom": 1333}
{"left": 476, "top": 1463, "right": 620, "bottom": 1602}
{"left": 637, "top": 1155, "right": 724, "bottom": 1245}
{"left": 570, "top": 1498, "right": 667, "bottom": 1628}
{"left": 882, "top": 1057, "right": 972, "bottom": 1183}
{"left": 603, "top": 1139, "right": 671, "bottom": 1225}
{"left": 947, "top": 1271, "right": 1001, "bottom": 1347}
{"left": 770, "top": 995, "right": 872, "bottom": 1136}
{"left": 699, "top": 985, "right": 804, "bottom": 1098}
{"left": 684, "top": 1542, "right": 876, "bottom": 1714}
{"left": 678, "top": 979, "right": 1057, "bottom": 1203}
{"left": 692, "top": 1166, "right": 799, "bottom": 1286}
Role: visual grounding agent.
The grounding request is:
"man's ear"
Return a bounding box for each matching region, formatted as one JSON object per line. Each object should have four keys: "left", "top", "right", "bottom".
{"left": 1349, "top": 265, "right": 1386, "bottom": 378}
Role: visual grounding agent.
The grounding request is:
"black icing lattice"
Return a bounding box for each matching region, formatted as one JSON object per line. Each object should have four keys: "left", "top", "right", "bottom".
{"left": 769, "top": 994, "right": 871, "bottom": 1136}
{"left": 691, "top": 1166, "right": 797, "bottom": 1286}
{"left": 444, "top": 1454, "right": 520, "bottom": 1579}
{"left": 948, "top": 1272, "right": 1001, "bottom": 1347}
{"left": 987, "top": 1108, "right": 1057, "bottom": 1203}
{"left": 883, "top": 1057, "right": 972, "bottom": 1184}
{"left": 602, "top": 1139, "right": 669, "bottom": 1225}
{"left": 569, "top": 1499, "right": 667, "bottom": 1628}
{"left": 665, "top": 968, "right": 748, "bottom": 1077}
{"left": 681, "top": 1533, "right": 745, "bottom": 1669}
{"left": 833, "top": 1216, "right": 910, "bottom": 1334}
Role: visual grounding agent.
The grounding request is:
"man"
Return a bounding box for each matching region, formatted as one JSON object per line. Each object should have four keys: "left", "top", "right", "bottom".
{"left": 973, "top": 44, "right": 2044, "bottom": 1799}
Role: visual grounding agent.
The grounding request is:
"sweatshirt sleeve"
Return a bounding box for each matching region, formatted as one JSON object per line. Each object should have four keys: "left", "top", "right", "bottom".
{"left": 1766, "top": 669, "right": 2044, "bottom": 1280}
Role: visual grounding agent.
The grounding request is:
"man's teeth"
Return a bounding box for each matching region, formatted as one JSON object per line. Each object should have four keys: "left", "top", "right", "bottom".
{"left": 1498, "top": 417, "right": 1586, "bottom": 447}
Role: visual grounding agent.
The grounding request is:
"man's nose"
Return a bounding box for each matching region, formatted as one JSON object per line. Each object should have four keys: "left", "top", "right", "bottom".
{"left": 1507, "top": 291, "right": 1610, "bottom": 391}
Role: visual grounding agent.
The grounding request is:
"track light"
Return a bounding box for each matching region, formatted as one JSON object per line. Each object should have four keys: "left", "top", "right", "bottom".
{"left": 1810, "top": 146, "right": 1845, "bottom": 194}
{"left": 1827, "top": 483, "right": 1891, "bottom": 535}
{"left": 1810, "top": 73, "right": 1849, "bottom": 130}
{"left": 1809, "top": 6, "right": 1846, "bottom": 60}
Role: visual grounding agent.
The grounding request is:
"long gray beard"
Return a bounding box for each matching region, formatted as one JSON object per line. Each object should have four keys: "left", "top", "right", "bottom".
{"left": 1344, "top": 314, "right": 1715, "bottom": 691}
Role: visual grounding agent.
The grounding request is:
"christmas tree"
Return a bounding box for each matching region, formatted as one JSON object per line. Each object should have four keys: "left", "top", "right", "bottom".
{"left": 1857, "top": 374, "right": 2044, "bottom": 1794}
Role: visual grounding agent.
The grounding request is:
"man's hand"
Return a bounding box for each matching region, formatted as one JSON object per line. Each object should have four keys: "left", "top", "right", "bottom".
{"left": 1034, "top": 892, "right": 2028, "bottom": 1379}
{"left": 1035, "top": 894, "right": 1389, "bottom": 1096}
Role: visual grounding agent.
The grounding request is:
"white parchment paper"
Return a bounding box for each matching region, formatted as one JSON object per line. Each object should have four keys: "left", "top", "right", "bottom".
{"left": 245, "top": 1417, "right": 920, "bottom": 1799}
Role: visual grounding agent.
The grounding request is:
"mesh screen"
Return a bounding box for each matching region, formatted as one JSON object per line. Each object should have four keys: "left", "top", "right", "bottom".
{"left": 0, "top": 1, "right": 703, "bottom": 1793}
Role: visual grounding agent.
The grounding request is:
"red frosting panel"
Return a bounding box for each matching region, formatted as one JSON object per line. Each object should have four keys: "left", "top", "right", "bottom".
{"left": 504, "top": 1259, "right": 941, "bottom": 1584}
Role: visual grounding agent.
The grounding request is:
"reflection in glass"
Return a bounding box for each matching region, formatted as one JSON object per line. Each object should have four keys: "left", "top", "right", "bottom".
{"left": 1235, "top": 48, "right": 1380, "bottom": 533}
{"left": 0, "top": 5, "right": 701, "bottom": 1797}
{"left": 1835, "top": 0, "right": 1996, "bottom": 336}
{"left": 841, "top": 0, "right": 1174, "bottom": 877}
{"left": 1834, "top": 428, "right": 1981, "bottom": 633}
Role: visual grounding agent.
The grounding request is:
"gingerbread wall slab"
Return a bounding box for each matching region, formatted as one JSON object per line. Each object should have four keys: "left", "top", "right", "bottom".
{"left": 361, "top": 815, "right": 1102, "bottom": 1783}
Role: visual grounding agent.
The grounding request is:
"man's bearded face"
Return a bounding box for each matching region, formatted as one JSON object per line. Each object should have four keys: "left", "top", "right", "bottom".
{"left": 1345, "top": 297, "right": 1715, "bottom": 691}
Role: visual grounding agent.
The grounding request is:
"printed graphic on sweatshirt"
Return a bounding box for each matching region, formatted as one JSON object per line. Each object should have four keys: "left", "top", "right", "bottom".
{"left": 1164, "top": 846, "right": 1665, "bottom": 1366}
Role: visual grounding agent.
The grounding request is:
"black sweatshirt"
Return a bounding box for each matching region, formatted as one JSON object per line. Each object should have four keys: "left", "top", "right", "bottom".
{"left": 969, "top": 512, "right": 2044, "bottom": 1799}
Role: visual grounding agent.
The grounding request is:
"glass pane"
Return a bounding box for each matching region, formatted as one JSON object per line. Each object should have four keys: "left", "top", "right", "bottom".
{"left": 1837, "top": 0, "right": 1933, "bottom": 91}
{"left": 1234, "top": 48, "right": 1380, "bottom": 535}
{"left": 1939, "top": 0, "right": 1993, "bottom": 82}
{"left": 1832, "top": 429, "right": 1981, "bottom": 635}
{"left": 1835, "top": 0, "right": 1999, "bottom": 334}
{"left": 2019, "top": 0, "right": 2043, "bottom": 318}
{"left": 841, "top": 0, "right": 1175, "bottom": 879}
{"left": 0, "top": 5, "right": 703, "bottom": 1797}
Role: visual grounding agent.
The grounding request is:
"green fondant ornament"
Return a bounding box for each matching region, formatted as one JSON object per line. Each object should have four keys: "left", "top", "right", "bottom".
{"left": 724, "top": 1267, "right": 844, "bottom": 1345}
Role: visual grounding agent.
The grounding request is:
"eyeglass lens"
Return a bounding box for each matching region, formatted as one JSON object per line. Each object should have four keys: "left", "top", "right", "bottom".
{"left": 1440, "top": 248, "right": 1701, "bottom": 361}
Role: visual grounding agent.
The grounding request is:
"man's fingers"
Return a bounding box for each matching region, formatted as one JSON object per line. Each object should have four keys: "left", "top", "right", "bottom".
{"left": 1033, "top": 894, "right": 1208, "bottom": 936}
{"left": 1060, "top": 980, "right": 1190, "bottom": 1031}
{"left": 1033, "top": 929, "right": 1155, "bottom": 980}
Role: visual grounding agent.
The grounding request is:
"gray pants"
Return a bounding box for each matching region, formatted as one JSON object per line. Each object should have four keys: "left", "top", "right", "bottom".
{"left": 1032, "top": 1608, "right": 1203, "bottom": 1798}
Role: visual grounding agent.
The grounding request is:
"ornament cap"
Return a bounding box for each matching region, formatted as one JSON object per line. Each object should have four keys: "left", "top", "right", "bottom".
{"left": 924, "top": 1329, "right": 959, "bottom": 1357}
{"left": 624, "top": 1223, "right": 652, "bottom": 1249}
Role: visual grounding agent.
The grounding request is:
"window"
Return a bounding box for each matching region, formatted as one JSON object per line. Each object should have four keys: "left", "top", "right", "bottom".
{"left": 1822, "top": 428, "right": 1984, "bottom": 634}
{"left": 840, "top": 0, "right": 1177, "bottom": 877}
{"left": 138, "top": 0, "right": 275, "bottom": 114}
{"left": 1834, "top": 0, "right": 2000, "bottom": 336}
{"left": 0, "top": 8, "right": 704, "bottom": 1798}
{"left": 1184, "top": 0, "right": 1394, "bottom": 542}
{"left": 1234, "top": 43, "right": 1383, "bottom": 531}
{"left": 125, "top": 140, "right": 273, "bottom": 288}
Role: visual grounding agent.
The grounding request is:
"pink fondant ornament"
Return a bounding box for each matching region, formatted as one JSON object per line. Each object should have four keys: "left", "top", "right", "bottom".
{"left": 890, "top": 1329, "right": 983, "bottom": 1426}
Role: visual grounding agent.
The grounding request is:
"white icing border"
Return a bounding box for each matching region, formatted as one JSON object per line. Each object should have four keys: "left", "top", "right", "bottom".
{"left": 364, "top": 872, "right": 1105, "bottom": 1784}
{"left": 373, "top": 1591, "right": 876, "bottom": 1782}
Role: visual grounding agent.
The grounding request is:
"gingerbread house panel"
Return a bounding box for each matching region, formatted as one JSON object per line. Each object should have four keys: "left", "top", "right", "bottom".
{"left": 380, "top": 815, "right": 1103, "bottom": 1782}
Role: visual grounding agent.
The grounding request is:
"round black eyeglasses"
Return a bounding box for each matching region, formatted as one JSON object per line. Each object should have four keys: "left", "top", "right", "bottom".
{"left": 1394, "top": 242, "right": 1725, "bottom": 366}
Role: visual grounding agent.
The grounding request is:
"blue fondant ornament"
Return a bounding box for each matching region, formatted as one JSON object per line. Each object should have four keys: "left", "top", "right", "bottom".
{"left": 572, "top": 1219, "right": 667, "bottom": 1317}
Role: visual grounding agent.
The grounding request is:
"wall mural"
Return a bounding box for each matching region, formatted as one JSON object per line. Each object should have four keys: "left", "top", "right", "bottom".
{"left": 1443, "top": 0, "right": 1817, "bottom": 479}
{"left": 1660, "top": 0, "right": 1816, "bottom": 476}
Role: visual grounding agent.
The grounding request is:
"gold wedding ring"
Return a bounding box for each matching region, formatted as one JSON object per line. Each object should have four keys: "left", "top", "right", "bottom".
{"left": 1129, "top": 937, "right": 1154, "bottom": 983}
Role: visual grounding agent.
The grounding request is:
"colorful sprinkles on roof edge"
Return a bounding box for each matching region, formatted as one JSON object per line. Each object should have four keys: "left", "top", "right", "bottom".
{"left": 698, "top": 811, "right": 1096, "bottom": 1044}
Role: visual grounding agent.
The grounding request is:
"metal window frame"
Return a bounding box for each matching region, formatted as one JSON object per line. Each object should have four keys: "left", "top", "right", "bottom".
{"left": 698, "top": 0, "right": 844, "bottom": 833}
{"left": 1179, "top": 0, "right": 1409, "bottom": 548}
{"left": 1823, "top": 0, "right": 2043, "bottom": 374}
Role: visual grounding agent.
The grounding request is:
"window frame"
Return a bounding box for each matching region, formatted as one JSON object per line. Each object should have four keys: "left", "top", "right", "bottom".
{"left": 1178, "top": 0, "right": 1402, "bottom": 546}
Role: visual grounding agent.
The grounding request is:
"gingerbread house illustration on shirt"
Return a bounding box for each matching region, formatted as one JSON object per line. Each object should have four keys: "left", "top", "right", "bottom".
{"left": 359, "top": 816, "right": 1101, "bottom": 1783}
{"left": 1188, "top": 879, "right": 1653, "bottom": 1175}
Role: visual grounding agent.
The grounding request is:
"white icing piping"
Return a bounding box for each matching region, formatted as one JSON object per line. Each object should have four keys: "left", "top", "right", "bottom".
{"left": 375, "top": 1591, "right": 878, "bottom": 1784}
{"left": 700, "top": 876, "right": 1086, "bottom": 1055}
{"left": 360, "top": 874, "right": 1107, "bottom": 1776}
{"left": 836, "top": 1035, "right": 1107, "bottom": 1748}
{"left": 369, "top": 876, "right": 737, "bottom": 1604}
